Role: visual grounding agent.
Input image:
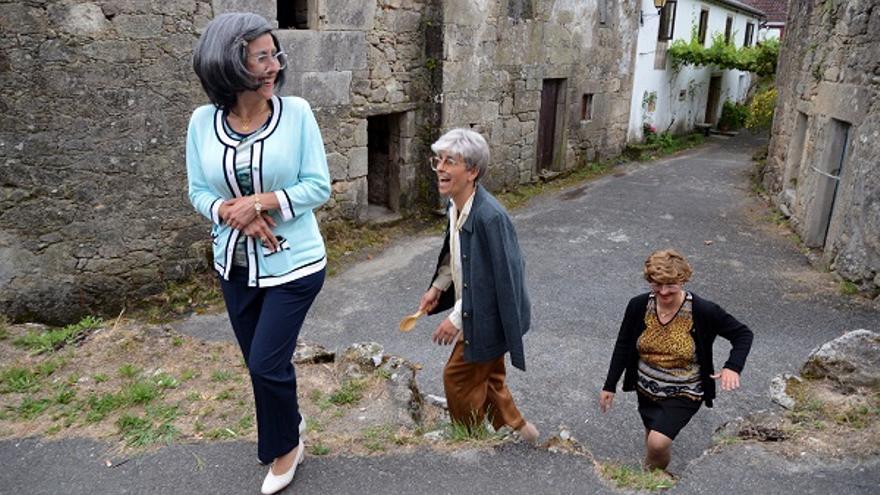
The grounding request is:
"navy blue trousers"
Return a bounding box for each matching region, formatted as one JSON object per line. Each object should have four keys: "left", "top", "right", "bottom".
{"left": 220, "top": 266, "right": 325, "bottom": 464}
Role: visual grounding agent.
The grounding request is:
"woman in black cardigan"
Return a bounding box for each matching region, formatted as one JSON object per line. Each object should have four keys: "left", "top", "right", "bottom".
{"left": 599, "top": 249, "right": 753, "bottom": 473}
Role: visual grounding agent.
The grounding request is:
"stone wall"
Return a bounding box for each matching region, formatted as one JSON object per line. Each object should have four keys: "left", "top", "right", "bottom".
{"left": 1, "top": 0, "right": 637, "bottom": 324}
{"left": 763, "top": 0, "right": 880, "bottom": 297}
{"left": 0, "top": 0, "right": 213, "bottom": 323}
{"left": 440, "top": 0, "right": 638, "bottom": 190}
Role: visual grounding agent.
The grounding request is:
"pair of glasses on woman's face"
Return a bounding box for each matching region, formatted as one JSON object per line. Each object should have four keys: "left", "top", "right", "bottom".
{"left": 427, "top": 156, "right": 465, "bottom": 172}
{"left": 649, "top": 282, "right": 682, "bottom": 292}
{"left": 248, "top": 51, "right": 288, "bottom": 71}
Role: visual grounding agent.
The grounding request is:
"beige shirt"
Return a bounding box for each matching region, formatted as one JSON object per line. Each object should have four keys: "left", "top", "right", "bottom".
{"left": 432, "top": 190, "right": 476, "bottom": 330}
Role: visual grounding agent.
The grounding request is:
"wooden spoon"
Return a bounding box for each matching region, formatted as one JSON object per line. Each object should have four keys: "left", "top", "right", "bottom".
{"left": 398, "top": 309, "right": 424, "bottom": 332}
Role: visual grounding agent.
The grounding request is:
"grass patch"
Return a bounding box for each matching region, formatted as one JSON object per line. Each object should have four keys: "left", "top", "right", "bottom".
{"left": 117, "top": 405, "right": 180, "bottom": 447}
{"left": 361, "top": 424, "right": 395, "bottom": 452}
{"left": 13, "top": 316, "right": 103, "bottom": 354}
{"left": 210, "top": 370, "right": 234, "bottom": 383}
{"left": 0, "top": 367, "right": 41, "bottom": 393}
{"left": 839, "top": 280, "right": 859, "bottom": 296}
{"left": 445, "top": 419, "right": 500, "bottom": 443}
{"left": 599, "top": 463, "right": 676, "bottom": 491}
{"left": 18, "top": 396, "right": 52, "bottom": 420}
{"left": 309, "top": 443, "right": 330, "bottom": 455}
{"left": 328, "top": 379, "right": 367, "bottom": 406}
{"left": 131, "top": 273, "right": 224, "bottom": 323}
{"left": 624, "top": 133, "right": 705, "bottom": 162}
{"left": 322, "top": 220, "right": 393, "bottom": 277}
{"left": 117, "top": 364, "right": 140, "bottom": 380}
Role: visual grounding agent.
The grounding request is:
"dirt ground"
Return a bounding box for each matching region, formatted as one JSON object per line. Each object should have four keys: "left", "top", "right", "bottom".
{"left": 0, "top": 319, "right": 468, "bottom": 458}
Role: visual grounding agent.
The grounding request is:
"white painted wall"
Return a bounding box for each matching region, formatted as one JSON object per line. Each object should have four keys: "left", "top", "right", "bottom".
{"left": 627, "top": 0, "right": 764, "bottom": 142}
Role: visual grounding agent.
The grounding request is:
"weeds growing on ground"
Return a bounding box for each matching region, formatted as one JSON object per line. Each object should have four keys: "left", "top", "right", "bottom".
{"left": 599, "top": 463, "right": 676, "bottom": 491}
{"left": 13, "top": 316, "right": 103, "bottom": 355}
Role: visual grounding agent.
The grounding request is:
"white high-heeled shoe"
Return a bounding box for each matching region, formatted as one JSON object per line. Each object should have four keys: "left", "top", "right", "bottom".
{"left": 260, "top": 440, "right": 304, "bottom": 495}
{"left": 257, "top": 417, "right": 306, "bottom": 465}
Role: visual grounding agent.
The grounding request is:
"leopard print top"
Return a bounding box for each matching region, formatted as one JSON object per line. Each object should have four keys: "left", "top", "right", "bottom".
{"left": 636, "top": 293, "right": 702, "bottom": 401}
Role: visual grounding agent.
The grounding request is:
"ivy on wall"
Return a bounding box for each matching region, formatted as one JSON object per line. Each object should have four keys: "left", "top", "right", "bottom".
{"left": 668, "top": 33, "right": 779, "bottom": 77}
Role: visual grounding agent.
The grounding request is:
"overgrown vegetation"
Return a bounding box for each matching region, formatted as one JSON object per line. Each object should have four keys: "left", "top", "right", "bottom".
{"left": 718, "top": 100, "right": 749, "bottom": 131}
{"left": 668, "top": 33, "right": 780, "bottom": 77}
{"left": 745, "top": 87, "right": 777, "bottom": 130}
{"left": 598, "top": 463, "right": 676, "bottom": 491}
{"left": 13, "top": 316, "right": 103, "bottom": 355}
{"left": 625, "top": 132, "right": 705, "bottom": 161}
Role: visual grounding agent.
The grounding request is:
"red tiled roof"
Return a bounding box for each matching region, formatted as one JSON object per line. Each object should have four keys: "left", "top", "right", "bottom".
{"left": 741, "top": 0, "right": 788, "bottom": 23}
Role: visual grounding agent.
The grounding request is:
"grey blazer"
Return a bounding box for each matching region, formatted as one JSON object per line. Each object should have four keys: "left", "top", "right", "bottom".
{"left": 429, "top": 185, "right": 531, "bottom": 371}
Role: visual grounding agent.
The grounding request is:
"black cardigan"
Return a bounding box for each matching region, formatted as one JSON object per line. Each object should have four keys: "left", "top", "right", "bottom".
{"left": 602, "top": 292, "right": 753, "bottom": 407}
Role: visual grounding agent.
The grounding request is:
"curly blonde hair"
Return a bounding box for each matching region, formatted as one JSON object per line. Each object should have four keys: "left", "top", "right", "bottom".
{"left": 643, "top": 249, "right": 692, "bottom": 285}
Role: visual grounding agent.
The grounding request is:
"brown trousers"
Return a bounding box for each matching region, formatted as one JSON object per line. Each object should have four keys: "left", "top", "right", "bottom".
{"left": 443, "top": 339, "right": 525, "bottom": 431}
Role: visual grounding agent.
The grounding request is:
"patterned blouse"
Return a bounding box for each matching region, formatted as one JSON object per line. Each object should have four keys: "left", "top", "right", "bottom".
{"left": 636, "top": 293, "right": 703, "bottom": 401}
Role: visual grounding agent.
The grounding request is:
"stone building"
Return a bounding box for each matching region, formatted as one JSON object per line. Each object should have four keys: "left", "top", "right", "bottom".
{"left": 0, "top": 0, "right": 638, "bottom": 323}
{"left": 762, "top": 0, "right": 880, "bottom": 298}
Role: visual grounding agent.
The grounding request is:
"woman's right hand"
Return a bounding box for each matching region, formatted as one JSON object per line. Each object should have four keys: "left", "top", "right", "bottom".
{"left": 599, "top": 390, "right": 615, "bottom": 413}
{"left": 221, "top": 196, "right": 260, "bottom": 230}
{"left": 241, "top": 214, "right": 279, "bottom": 252}
{"left": 419, "top": 286, "right": 441, "bottom": 314}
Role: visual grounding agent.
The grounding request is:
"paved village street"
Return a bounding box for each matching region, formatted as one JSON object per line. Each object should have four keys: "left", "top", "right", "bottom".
{"left": 3, "top": 134, "right": 878, "bottom": 494}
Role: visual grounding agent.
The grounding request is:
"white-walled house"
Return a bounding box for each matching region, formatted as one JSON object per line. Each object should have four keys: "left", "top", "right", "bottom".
{"left": 627, "top": 0, "right": 765, "bottom": 142}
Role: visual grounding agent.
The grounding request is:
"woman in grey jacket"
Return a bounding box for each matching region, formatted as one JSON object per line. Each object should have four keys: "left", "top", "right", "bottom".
{"left": 417, "top": 129, "right": 539, "bottom": 443}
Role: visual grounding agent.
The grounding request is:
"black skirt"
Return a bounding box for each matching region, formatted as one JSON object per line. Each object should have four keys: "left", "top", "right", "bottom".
{"left": 637, "top": 391, "right": 701, "bottom": 440}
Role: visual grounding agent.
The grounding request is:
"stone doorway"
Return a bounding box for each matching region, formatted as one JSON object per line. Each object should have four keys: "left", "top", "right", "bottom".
{"left": 366, "top": 113, "right": 405, "bottom": 223}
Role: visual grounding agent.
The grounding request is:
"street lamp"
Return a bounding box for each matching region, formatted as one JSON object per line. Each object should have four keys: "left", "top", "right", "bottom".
{"left": 654, "top": 0, "right": 667, "bottom": 13}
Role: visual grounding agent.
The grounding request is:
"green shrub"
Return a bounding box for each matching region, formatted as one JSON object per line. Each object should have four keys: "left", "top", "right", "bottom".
{"left": 746, "top": 87, "right": 777, "bottom": 130}
{"left": 718, "top": 100, "right": 749, "bottom": 131}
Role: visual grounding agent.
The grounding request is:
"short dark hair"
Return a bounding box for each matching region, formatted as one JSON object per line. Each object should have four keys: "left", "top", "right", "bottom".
{"left": 192, "top": 12, "right": 286, "bottom": 109}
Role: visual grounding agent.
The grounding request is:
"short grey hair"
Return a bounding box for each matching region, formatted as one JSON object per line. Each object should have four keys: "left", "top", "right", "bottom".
{"left": 192, "top": 12, "right": 286, "bottom": 109}
{"left": 430, "top": 128, "right": 490, "bottom": 181}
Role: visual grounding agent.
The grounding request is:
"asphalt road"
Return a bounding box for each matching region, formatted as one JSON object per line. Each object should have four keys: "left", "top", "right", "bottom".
{"left": 3, "top": 133, "right": 878, "bottom": 494}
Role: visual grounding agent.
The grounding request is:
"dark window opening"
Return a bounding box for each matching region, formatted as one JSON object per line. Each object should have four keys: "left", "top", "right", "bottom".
{"left": 698, "top": 9, "right": 709, "bottom": 45}
{"left": 581, "top": 94, "right": 593, "bottom": 121}
{"left": 507, "top": 0, "right": 534, "bottom": 21}
{"left": 724, "top": 16, "right": 733, "bottom": 44}
{"left": 599, "top": 0, "right": 608, "bottom": 25}
{"left": 657, "top": 0, "right": 677, "bottom": 41}
{"left": 744, "top": 23, "right": 754, "bottom": 47}
{"left": 278, "top": 0, "right": 309, "bottom": 29}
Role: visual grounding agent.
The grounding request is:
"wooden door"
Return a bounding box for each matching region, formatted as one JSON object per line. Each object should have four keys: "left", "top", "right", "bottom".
{"left": 705, "top": 76, "right": 722, "bottom": 124}
{"left": 536, "top": 79, "right": 561, "bottom": 171}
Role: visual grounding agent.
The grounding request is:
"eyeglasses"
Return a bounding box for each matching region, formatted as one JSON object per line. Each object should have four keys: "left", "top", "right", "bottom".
{"left": 248, "top": 51, "right": 288, "bottom": 70}
{"left": 428, "top": 156, "right": 465, "bottom": 172}
{"left": 649, "top": 282, "right": 682, "bottom": 292}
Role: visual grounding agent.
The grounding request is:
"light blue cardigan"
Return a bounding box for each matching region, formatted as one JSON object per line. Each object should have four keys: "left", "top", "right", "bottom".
{"left": 186, "top": 95, "right": 331, "bottom": 287}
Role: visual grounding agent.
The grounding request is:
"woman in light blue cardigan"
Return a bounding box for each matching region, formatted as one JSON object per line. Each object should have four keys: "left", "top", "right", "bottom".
{"left": 186, "top": 13, "right": 330, "bottom": 495}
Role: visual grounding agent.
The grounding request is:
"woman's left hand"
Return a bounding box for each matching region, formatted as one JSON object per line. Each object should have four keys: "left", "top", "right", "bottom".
{"left": 222, "top": 196, "right": 260, "bottom": 230}
{"left": 711, "top": 368, "right": 741, "bottom": 391}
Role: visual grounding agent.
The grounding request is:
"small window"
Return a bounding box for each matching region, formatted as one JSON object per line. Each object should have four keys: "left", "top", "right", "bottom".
{"left": 657, "top": 1, "right": 677, "bottom": 41}
{"left": 744, "top": 23, "right": 755, "bottom": 47}
{"left": 581, "top": 94, "right": 593, "bottom": 121}
{"left": 599, "top": 0, "right": 608, "bottom": 25}
{"left": 698, "top": 9, "right": 709, "bottom": 45}
{"left": 678, "top": 89, "right": 687, "bottom": 101}
{"left": 278, "top": 0, "right": 309, "bottom": 29}
{"left": 724, "top": 16, "right": 733, "bottom": 44}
